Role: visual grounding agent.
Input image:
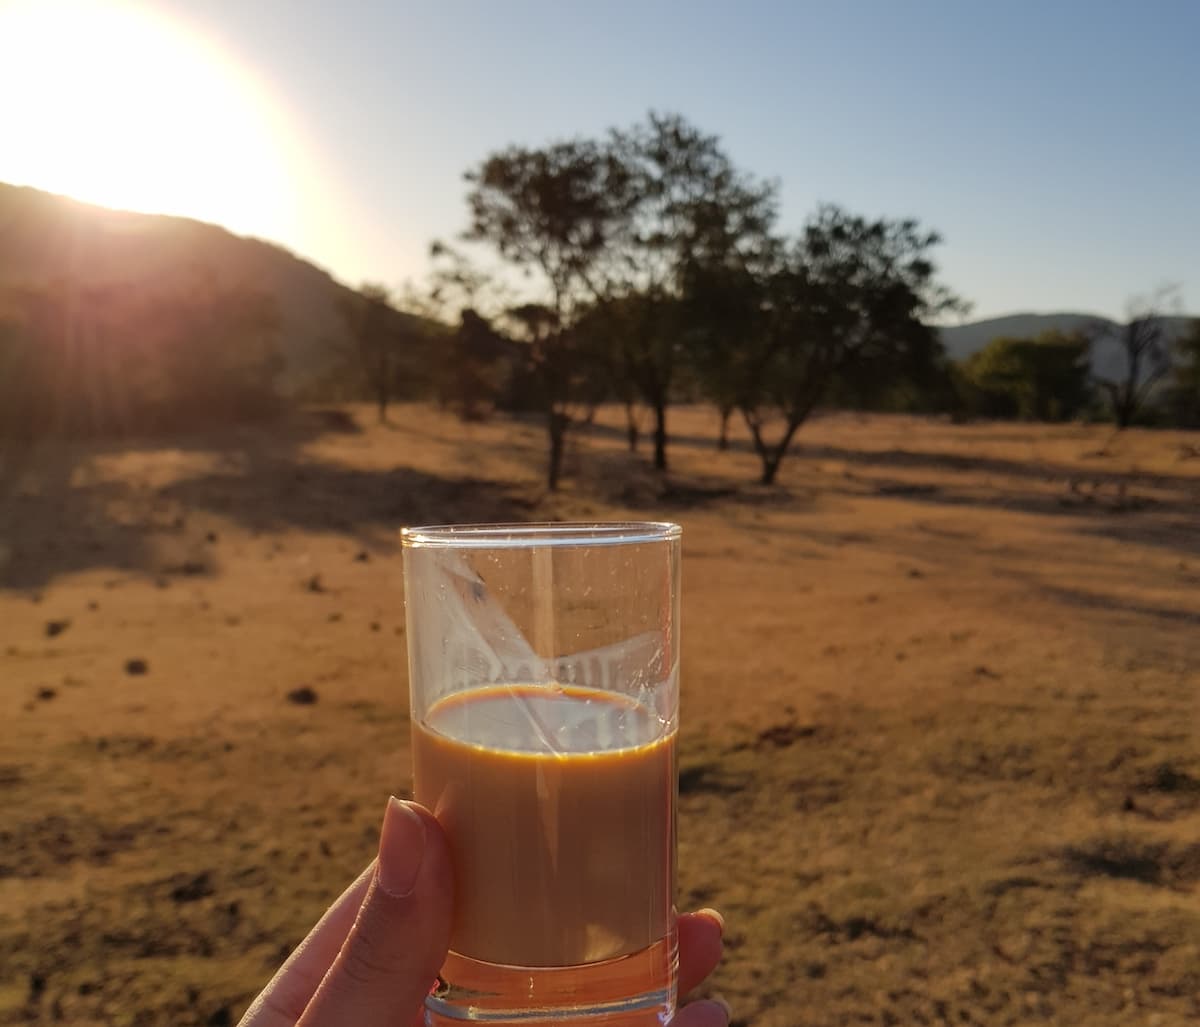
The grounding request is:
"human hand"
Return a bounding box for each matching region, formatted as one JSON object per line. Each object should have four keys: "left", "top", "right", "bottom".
{"left": 239, "top": 797, "right": 729, "bottom": 1027}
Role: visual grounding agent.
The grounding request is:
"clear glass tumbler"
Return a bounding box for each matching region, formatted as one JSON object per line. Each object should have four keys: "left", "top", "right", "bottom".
{"left": 401, "top": 522, "right": 681, "bottom": 1025}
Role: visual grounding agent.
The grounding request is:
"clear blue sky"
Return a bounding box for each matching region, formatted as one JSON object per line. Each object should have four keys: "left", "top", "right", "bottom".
{"left": 11, "top": 0, "right": 1200, "bottom": 321}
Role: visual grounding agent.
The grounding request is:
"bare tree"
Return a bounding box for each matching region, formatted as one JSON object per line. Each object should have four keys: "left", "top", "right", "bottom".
{"left": 1092, "top": 286, "right": 1182, "bottom": 429}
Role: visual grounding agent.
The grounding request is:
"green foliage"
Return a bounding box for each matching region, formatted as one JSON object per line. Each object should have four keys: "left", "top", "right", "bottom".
{"left": 678, "top": 259, "right": 770, "bottom": 420}
{"left": 612, "top": 114, "right": 778, "bottom": 470}
{"left": 458, "top": 117, "right": 991, "bottom": 484}
{"left": 734, "top": 207, "right": 964, "bottom": 483}
{"left": 581, "top": 289, "right": 686, "bottom": 468}
{"left": 465, "top": 140, "right": 636, "bottom": 313}
{"left": 825, "top": 355, "right": 964, "bottom": 416}
{"left": 463, "top": 113, "right": 781, "bottom": 483}
{"left": 1162, "top": 318, "right": 1200, "bottom": 427}
{"left": 459, "top": 114, "right": 976, "bottom": 485}
{"left": 962, "top": 330, "right": 1093, "bottom": 421}
{"left": 464, "top": 137, "right": 642, "bottom": 486}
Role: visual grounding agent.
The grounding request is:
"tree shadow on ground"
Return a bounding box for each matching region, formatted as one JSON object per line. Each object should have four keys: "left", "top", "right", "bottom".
{"left": 1033, "top": 584, "right": 1200, "bottom": 628}
{"left": 573, "top": 447, "right": 814, "bottom": 512}
{"left": 802, "top": 441, "right": 1200, "bottom": 493}
{"left": 1075, "top": 518, "right": 1200, "bottom": 561}
{"left": 1061, "top": 837, "right": 1200, "bottom": 889}
{"left": 0, "top": 409, "right": 531, "bottom": 589}
{"left": 825, "top": 471, "right": 1200, "bottom": 558}
{"left": 160, "top": 460, "right": 534, "bottom": 545}
{"left": 0, "top": 407, "right": 361, "bottom": 485}
{"left": 581, "top": 420, "right": 1200, "bottom": 494}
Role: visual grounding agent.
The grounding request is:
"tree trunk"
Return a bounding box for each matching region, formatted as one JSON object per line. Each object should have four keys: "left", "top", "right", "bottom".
{"left": 717, "top": 406, "right": 732, "bottom": 450}
{"left": 1109, "top": 329, "right": 1146, "bottom": 430}
{"left": 547, "top": 409, "right": 567, "bottom": 491}
{"left": 742, "top": 408, "right": 770, "bottom": 476}
{"left": 376, "top": 387, "right": 388, "bottom": 424}
{"left": 625, "top": 401, "right": 639, "bottom": 452}
{"left": 653, "top": 400, "right": 668, "bottom": 472}
{"left": 743, "top": 408, "right": 805, "bottom": 486}
{"left": 1117, "top": 381, "right": 1138, "bottom": 429}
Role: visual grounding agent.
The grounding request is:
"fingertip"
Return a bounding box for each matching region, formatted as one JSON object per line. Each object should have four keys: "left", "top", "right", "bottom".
{"left": 298, "top": 799, "right": 454, "bottom": 1024}
{"left": 676, "top": 911, "right": 724, "bottom": 998}
{"left": 377, "top": 798, "right": 425, "bottom": 897}
{"left": 678, "top": 909, "right": 724, "bottom": 942}
{"left": 398, "top": 799, "right": 455, "bottom": 916}
{"left": 674, "top": 998, "right": 730, "bottom": 1026}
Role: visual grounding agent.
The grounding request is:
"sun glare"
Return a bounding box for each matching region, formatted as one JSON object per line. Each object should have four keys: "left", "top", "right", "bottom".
{"left": 0, "top": 0, "right": 302, "bottom": 244}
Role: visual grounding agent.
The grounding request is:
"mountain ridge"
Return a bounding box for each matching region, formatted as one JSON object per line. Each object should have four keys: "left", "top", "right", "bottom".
{"left": 0, "top": 182, "right": 423, "bottom": 392}
{"left": 939, "top": 311, "right": 1194, "bottom": 383}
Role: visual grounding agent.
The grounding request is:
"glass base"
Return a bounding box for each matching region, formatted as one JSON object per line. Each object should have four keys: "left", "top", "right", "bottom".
{"left": 424, "top": 932, "right": 678, "bottom": 1025}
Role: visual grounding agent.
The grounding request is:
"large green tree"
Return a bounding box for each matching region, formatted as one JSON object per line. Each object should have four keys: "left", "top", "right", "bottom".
{"left": 734, "top": 206, "right": 963, "bottom": 484}
{"left": 570, "top": 295, "right": 645, "bottom": 451}
{"left": 607, "top": 113, "right": 777, "bottom": 470}
{"left": 963, "top": 330, "right": 1092, "bottom": 421}
{"left": 461, "top": 114, "right": 776, "bottom": 482}
{"left": 1165, "top": 318, "right": 1200, "bottom": 427}
{"left": 463, "top": 139, "right": 637, "bottom": 488}
{"left": 457, "top": 120, "right": 964, "bottom": 487}
{"left": 678, "top": 255, "right": 775, "bottom": 450}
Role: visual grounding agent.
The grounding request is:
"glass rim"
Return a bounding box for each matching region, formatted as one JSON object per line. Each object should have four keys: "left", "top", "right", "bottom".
{"left": 401, "top": 521, "right": 681, "bottom": 549}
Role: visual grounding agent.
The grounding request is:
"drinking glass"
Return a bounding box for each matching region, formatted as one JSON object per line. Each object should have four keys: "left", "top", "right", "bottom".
{"left": 402, "top": 522, "right": 682, "bottom": 1025}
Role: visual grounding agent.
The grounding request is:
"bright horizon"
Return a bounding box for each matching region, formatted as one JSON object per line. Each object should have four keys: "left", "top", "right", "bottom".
{"left": 1, "top": 0, "right": 1197, "bottom": 322}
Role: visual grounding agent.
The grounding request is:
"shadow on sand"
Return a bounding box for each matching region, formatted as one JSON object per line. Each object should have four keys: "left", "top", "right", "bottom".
{"left": 0, "top": 409, "right": 532, "bottom": 590}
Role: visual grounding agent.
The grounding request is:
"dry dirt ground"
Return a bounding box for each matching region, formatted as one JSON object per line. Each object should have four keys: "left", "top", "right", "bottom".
{"left": 1, "top": 404, "right": 1198, "bottom": 1027}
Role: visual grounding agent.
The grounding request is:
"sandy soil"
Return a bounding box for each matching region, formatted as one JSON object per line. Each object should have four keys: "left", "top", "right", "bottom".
{"left": 2, "top": 404, "right": 1198, "bottom": 1026}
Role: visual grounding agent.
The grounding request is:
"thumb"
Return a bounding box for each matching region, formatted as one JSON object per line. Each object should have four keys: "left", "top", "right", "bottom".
{"left": 297, "top": 798, "right": 454, "bottom": 1027}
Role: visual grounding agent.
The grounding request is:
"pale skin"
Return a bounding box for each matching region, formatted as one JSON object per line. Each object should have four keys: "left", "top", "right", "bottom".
{"left": 240, "top": 798, "right": 729, "bottom": 1027}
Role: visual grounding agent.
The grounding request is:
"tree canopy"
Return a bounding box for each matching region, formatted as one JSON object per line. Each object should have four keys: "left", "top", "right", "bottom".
{"left": 457, "top": 114, "right": 961, "bottom": 487}
{"left": 963, "top": 330, "right": 1092, "bottom": 421}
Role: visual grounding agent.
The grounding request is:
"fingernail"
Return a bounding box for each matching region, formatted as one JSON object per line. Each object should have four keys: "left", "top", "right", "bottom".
{"left": 712, "top": 995, "right": 732, "bottom": 1017}
{"left": 698, "top": 907, "right": 725, "bottom": 934}
{"left": 376, "top": 797, "right": 425, "bottom": 897}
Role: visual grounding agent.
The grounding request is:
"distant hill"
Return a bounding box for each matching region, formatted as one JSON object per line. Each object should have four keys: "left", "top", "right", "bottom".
{"left": 940, "top": 313, "right": 1104, "bottom": 361}
{"left": 0, "top": 183, "right": 428, "bottom": 392}
{"left": 941, "top": 312, "right": 1195, "bottom": 383}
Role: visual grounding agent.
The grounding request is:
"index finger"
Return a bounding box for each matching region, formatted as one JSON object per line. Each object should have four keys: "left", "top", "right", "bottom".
{"left": 238, "top": 862, "right": 375, "bottom": 1027}
{"left": 677, "top": 910, "right": 724, "bottom": 998}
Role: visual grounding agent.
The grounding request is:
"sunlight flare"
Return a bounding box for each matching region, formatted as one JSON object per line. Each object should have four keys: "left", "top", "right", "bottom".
{"left": 0, "top": 0, "right": 303, "bottom": 243}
